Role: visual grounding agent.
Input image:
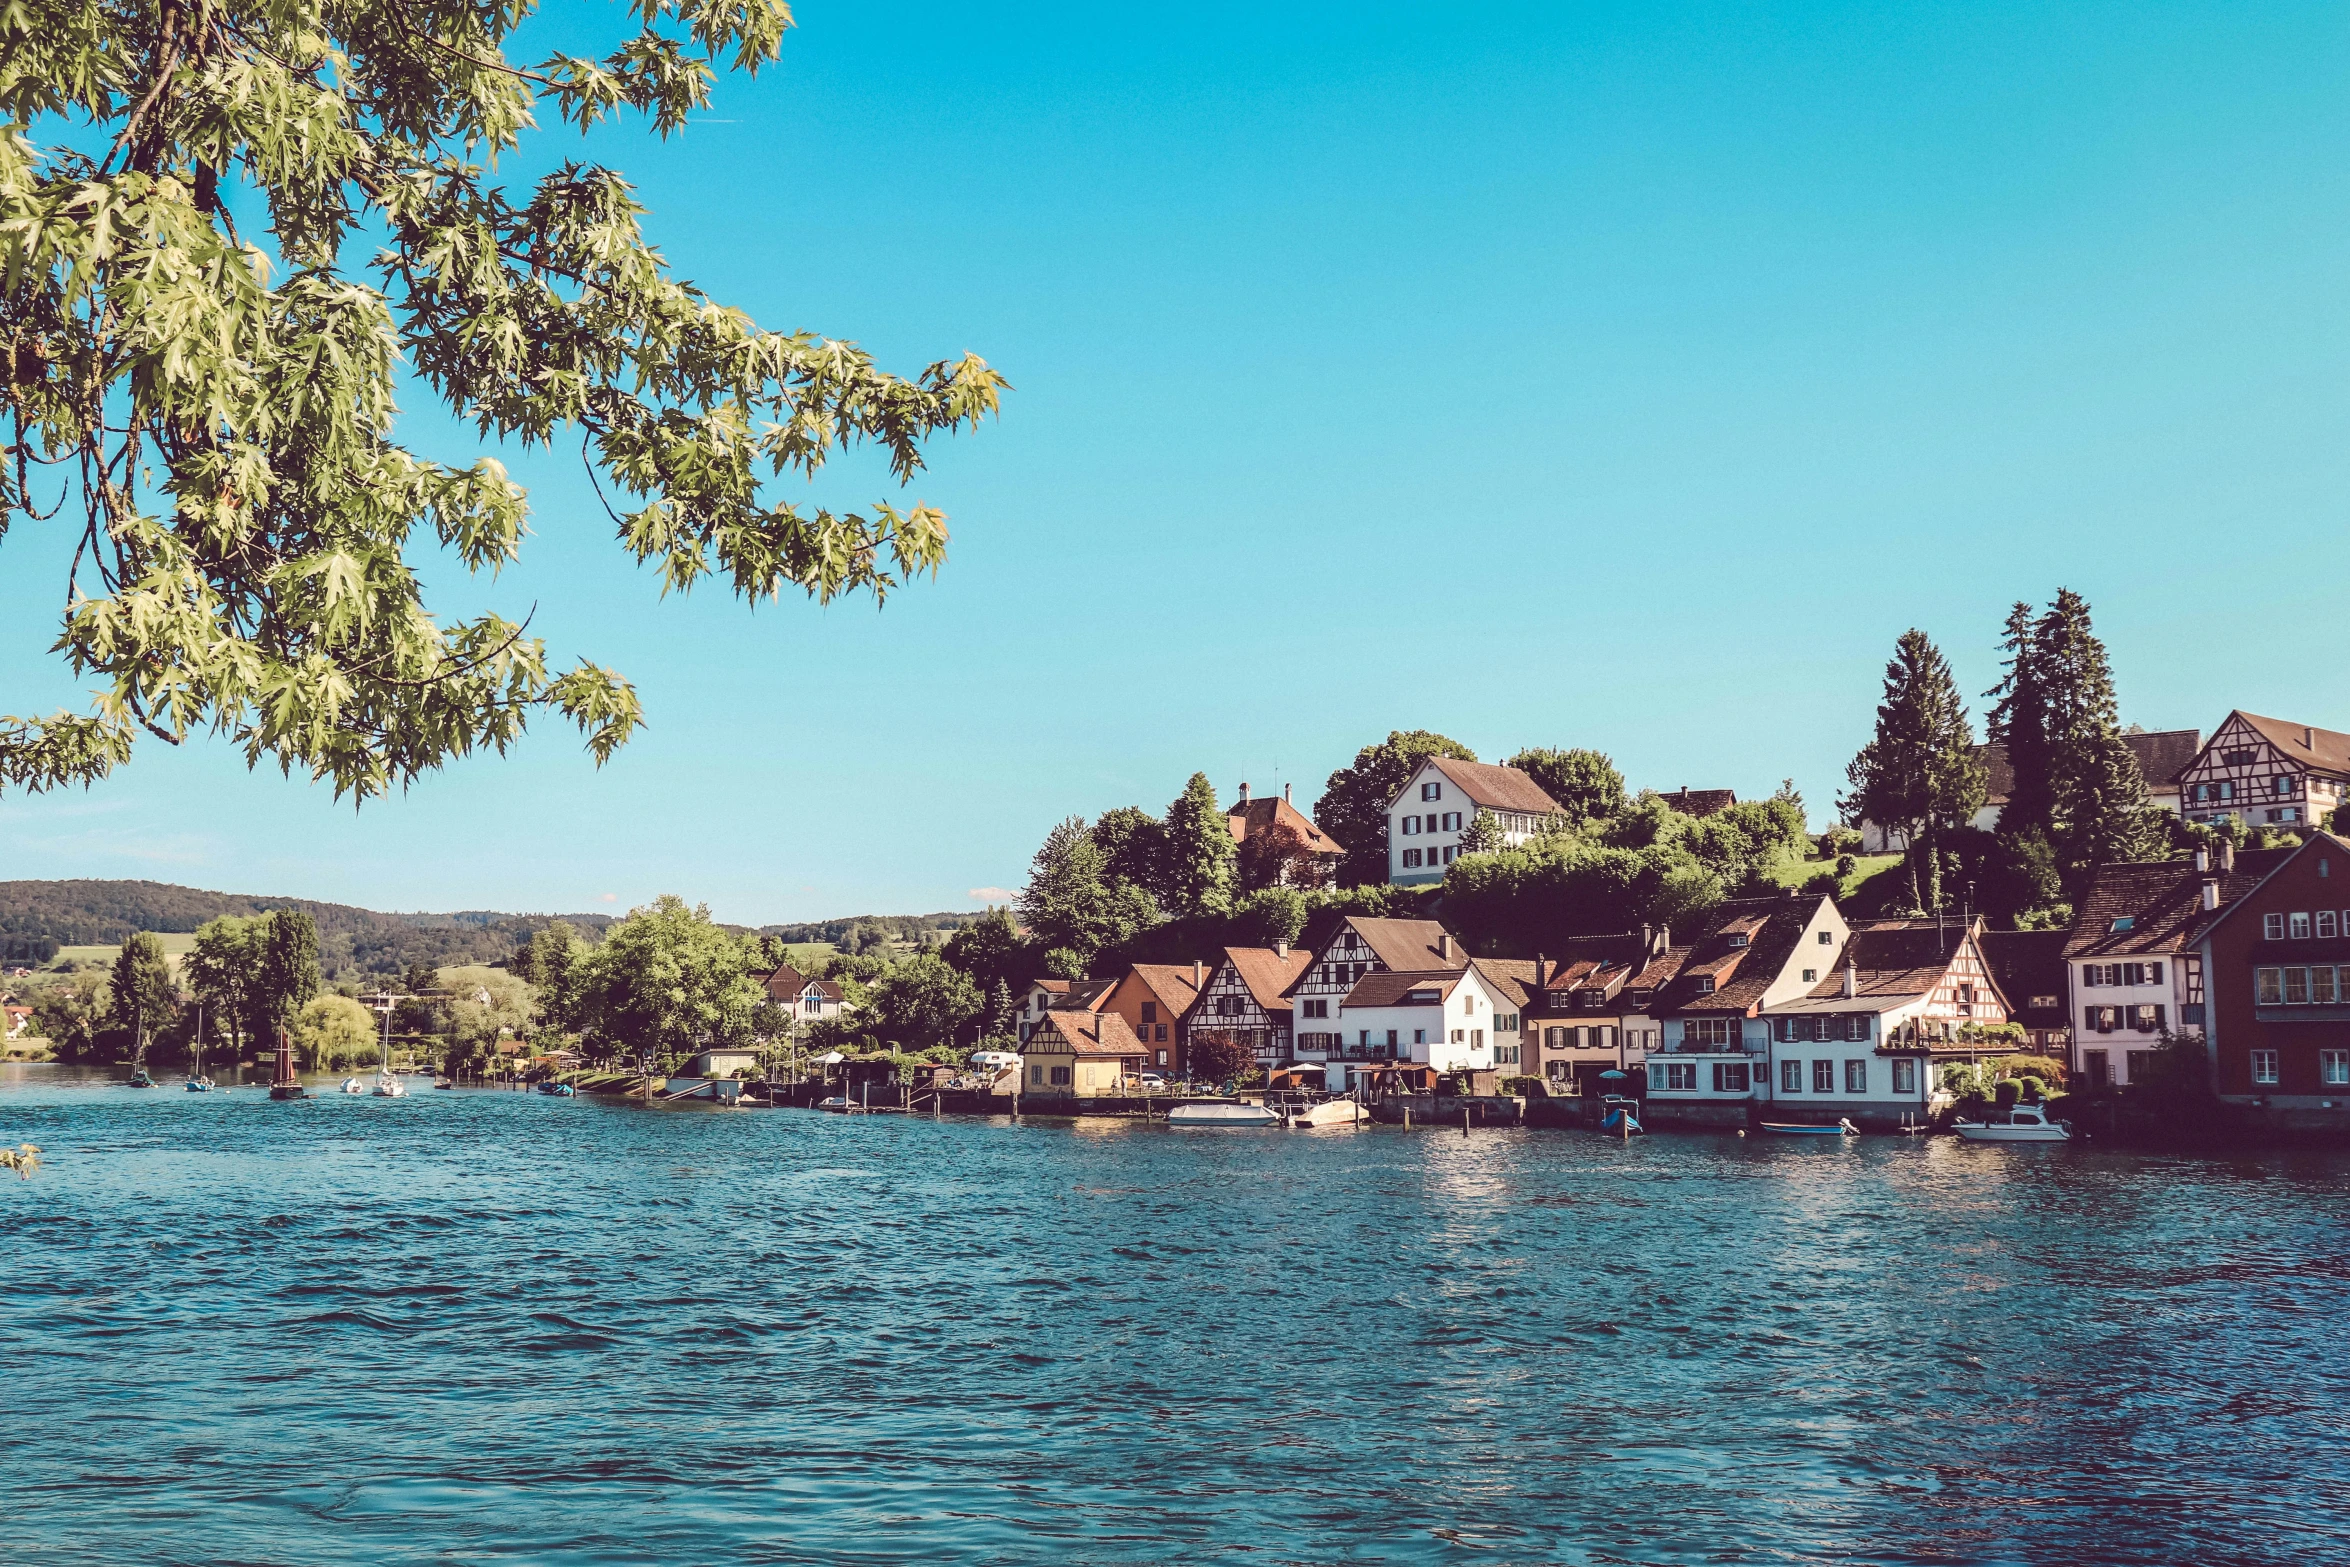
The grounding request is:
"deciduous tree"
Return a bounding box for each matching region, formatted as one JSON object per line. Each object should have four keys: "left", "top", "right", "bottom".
{"left": 865, "top": 954, "right": 983, "bottom": 1053}
{"left": 1504, "top": 748, "right": 1626, "bottom": 822}
{"left": 108, "top": 931, "right": 178, "bottom": 1068}
{"left": 0, "top": 0, "right": 1005, "bottom": 799}
{"left": 1017, "top": 817, "right": 1156, "bottom": 972}
{"left": 570, "top": 896, "right": 761, "bottom": 1061}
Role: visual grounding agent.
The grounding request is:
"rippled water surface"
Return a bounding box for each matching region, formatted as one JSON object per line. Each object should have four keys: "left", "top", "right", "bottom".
{"left": 5, "top": 1064, "right": 2348, "bottom": 1566}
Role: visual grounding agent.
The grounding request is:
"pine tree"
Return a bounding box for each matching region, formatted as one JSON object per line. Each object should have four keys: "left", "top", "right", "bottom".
{"left": 1160, "top": 774, "right": 1237, "bottom": 918}
{"left": 1843, "top": 630, "right": 1986, "bottom": 912}
{"left": 1986, "top": 600, "right": 2056, "bottom": 839}
{"left": 2033, "top": 590, "right": 2151, "bottom": 887}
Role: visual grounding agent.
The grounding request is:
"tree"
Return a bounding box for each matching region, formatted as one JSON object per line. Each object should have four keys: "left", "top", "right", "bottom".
{"left": 1017, "top": 817, "right": 1157, "bottom": 972}
{"left": 184, "top": 915, "right": 264, "bottom": 1057}
{"left": 865, "top": 954, "right": 983, "bottom": 1053}
{"left": 1188, "top": 1032, "right": 1251, "bottom": 1084}
{"left": 1091, "top": 807, "right": 1169, "bottom": 904}
{"left": 1235, "top": 818, "right": 1319, "bottom": 893}
{"left": 1843, "top": 630, "right": 1986, "bottom": 912}
{"left": 1505, "top": 748, "right": 1626, "bottom": 822}
{"left": 1316, "top": 731, "right": 1478, "bottom": 886}
{"left": 1443, "top": 837, "right": 1724, "bottom": 953}
{"left": 0, "top": 1, "right": 1007, "bottom": 800}
{"left": 570, "top": 897, "right": 762, "bottom": 1064}
{"left": 1457, "top": 810, "right": 1509, "bottom": 855}
{"left": 442, "top": 965, "right": 537, "bottom": 1069}
{"left": 255, "top": 912, "right": 322, "bottom": 1038}
{"left": 294, "top": 994, "right": 380, "bottom": 1072}
{"left": 1160, "top": 774, "right": 1236, "bottom": 918}
{"left": 1986, "top": 601, "right": 2057, "bottom": 838}
{"left": 942, "top": 907, "right": 1033, "bottom": 998}
{"left": 1992, "top": 590, "right": 2158, "bottom": 892}
{"left": 512, "top": 922, "right": 586, "bottom": 1035}
{"left": 108, "top": 932, "right": 178, "bottom": 1070}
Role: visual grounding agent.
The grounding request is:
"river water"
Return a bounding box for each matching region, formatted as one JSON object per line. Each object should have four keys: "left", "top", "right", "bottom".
{"left": 3, "top": 1064, "right": 2346, "bottom": 1566}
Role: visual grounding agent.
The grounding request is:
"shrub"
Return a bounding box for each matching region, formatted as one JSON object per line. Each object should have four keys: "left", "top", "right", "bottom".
{"left": 1500, "top": 1075, "right": 1543, "bottom": 1098}
{"left": 1994, "top": 1079, "right": 2020, "bottom": 1109}
{"left": 1991, "top": 1053, "right": 2067, "bottom": 1090}
{"left": 1818, "top": 827, "right": 1863, "bottom": 858}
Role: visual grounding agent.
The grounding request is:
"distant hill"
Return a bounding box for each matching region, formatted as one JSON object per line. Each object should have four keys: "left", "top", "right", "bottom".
{"left": 757, "top": 912, "right": 978, "bottom": 946}
{"left": 0, "top": 880, "right": 616, "bottom": 980}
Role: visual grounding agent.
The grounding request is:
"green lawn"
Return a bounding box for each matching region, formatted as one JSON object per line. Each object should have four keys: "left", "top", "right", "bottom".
{"left": 49, "top": 933, "right": 201, "bottom": 969}
{"left": 1762, "top": 852, "right": 1902, "bottom": 900}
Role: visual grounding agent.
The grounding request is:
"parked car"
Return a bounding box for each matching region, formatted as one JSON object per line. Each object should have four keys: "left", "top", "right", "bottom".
{"left": 1137, "top": 1073, "right": 1168, "bottom": 1090}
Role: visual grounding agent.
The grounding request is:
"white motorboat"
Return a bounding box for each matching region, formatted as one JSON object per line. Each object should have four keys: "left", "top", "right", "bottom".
{"left": 1285, "top": 1098, "right": 1365, "bottom": 1128}
{"left": 1166, "top": 1101, "right": 1279, "bottom": 1127}
{"left": 340, "top": 1077, "right": 366, "bottom": 1095}
{"left": 1953, "top": 1106, "right": 2070, "bottom": 1142}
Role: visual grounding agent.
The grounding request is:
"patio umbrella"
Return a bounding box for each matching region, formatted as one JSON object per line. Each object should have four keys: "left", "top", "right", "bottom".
{"left": 1599, "top": 1070, "right": 1627, "bottom": 1079}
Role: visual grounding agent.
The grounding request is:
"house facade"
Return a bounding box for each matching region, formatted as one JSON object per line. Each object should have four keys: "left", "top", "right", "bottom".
{"left": 1288, "top": 917, "right": 1469, "bottom": 1069}
{"left": 1642, "top": 897, "right": 1849, "bottom": 1122}
{"left": 2192, "top": 833, "right": 2350, "bottom": 1129}
{"left": 1977, "top": 929, "right": 2073, "bottom": 1059}
{"left": 760, "top": 963, "right": 845, "bottom": 1028}
{"left": 1189, "top": 944, "right": 1314, "bottom": 1070}
{"left": 1226, "top": 782, "right": 1345, "bottom": 890}
{"left": 1519, "top": 932, "right": 1661, "bottom": 1091}
{"left": 1320, "top": 963, "right": 1518, "bottom": 1084}
{"left": 1386, "top": 757, "right": 1567, "bottom": 886}
{"left": 1014, "top": 976, "right": 1115, "bottom": 1045}
{"left": 1020, "top": 1009, "right": 1147, "bottom": 1098}
{"left": 1094, "top": 962, "right": 1206, "bottom": 1077}
{"left": 2175, "top": 712, "right": 2350, "bottom": 831}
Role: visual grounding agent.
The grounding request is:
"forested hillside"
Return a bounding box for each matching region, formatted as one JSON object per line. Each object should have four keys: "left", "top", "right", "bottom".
{"left": 0, "top": 881, "right": 615, "bottom": 980}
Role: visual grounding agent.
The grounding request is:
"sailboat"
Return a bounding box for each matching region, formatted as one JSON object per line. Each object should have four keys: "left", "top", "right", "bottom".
{"left": 184, "top": 1006, "right": 215, "bottom": 1092}
{"left": 371, "top": 993, "right": 407, "bottom": 1096}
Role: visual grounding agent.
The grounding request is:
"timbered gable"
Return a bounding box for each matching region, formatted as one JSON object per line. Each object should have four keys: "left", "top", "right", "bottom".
{"left": 2178, "top": 711, "right": 2350, "bottom": 828}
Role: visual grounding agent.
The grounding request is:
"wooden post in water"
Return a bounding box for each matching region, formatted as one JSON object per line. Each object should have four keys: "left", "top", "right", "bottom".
{"left": 1402, "top": 1105, "right": 1410, "bottom": 1131}
{"left": 1462, "top": 1105, "right": 1471, "bottom": 1138}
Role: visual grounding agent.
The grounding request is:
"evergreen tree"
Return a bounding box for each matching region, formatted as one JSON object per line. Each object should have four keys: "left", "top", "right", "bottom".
{"left": 2034, "top": 589, "right": 2153, "bottom": 886}
{"left": 1843, "top": 630, "right": 1986, "bottom": 912}
{"left": 1091, "top": 806, "right": 1170, "bottom": 904}
{"left": 108, "top": 931, "right": 178, "bottom": 1070}
{"left": 1457, "top": 810, "right": 1509, "bottom": 855}
{"left": 1160, "top": 773, "right": 1237, "bottom": 918}
{"left": 1315, "top": 731, "right": 1478, "bottom": 886}
{"left": 1986, "top": 600, "right": 2057, "bottom": 840}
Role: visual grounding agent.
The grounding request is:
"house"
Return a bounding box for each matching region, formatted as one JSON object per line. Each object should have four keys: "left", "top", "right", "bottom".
{"left": 1386, "top": 757, "right": 1567, "bottom": 886}
{"left": 760, "top": 963, "right": 846, "bottom": 1026}
{"left": 1188, "top": 944, "right": 1315, "bottom": 1070}
{"left": 1760, "top": 918, "right": 2010, "bottom": 1127}
{"left": 679, "top": 1045, "right": 762, "bottom": 1079}
{"left": 2175, "top": 712, "right": 2350, "bottom": 831}
{"left": 1658, "top": 788, "right": 1738, "bottom": 818}
{"left": 2191, "top": 832, "right": 2350, "bottom": 1128}
{"left": 1019, "top": 1009, "right": 1147, "bottom": 1098}
{"left": 1014, "top": 976, "right": 1114, "bottom": 1044}
{"left": 1226, "top": 782, "right": 1344, "bottom": 889}
{"left": 1859, "top": 729, "right": 2202, "bottom": 851}
{"left": 1288, "top": 917, "right": 1470, "bottom": 1069}
{"left": 4, "top": 1004, "right": 31, "bottom": 1039}
{"left": 1322, "top": 962, "right": 1520, "bottom": 1082}
{"left": 1517, "top": 931, "right": 1663, "bottom": 1092}
{"left": 1094, "top": 962, "right": 1207, "bottom": 1077}
{"left": 2061, "top": 842, "right": 2290, "bottom": 1089}
{"left": 1977, "top": 929, "right": 2073, "bottom": 1058}
{"left": 1642, "top": 896, "right": 1849, "bottom": 1123}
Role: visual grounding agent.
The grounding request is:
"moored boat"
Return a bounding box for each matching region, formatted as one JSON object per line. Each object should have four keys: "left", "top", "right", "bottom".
{"left": 126, "top": 1070, "right": 155, "bottom": 1089}
{"left": 341, "top": 1077, "right": 367, "bottom": 1095}
{"left": 1167, "top": 1101, "right": 1279, "bottom": 1127}
{"left": 1285, "top": 1098, "right": 1364, "bottom": 1128}
{"left": 536, "top": 1080, "right": 576, "bottom": 1097}
{"left": 1759, "top": 1119, "right": 1858, "bottom": 1136}
{"left": 372, "top": 1072, "right": 407, "bottom": 1097}
{"left": 183, "top": 1076, "right": 214, "bottom": 1093}
{"left": 1953, "top": 1106, "right": 2070, "bottom": 1142}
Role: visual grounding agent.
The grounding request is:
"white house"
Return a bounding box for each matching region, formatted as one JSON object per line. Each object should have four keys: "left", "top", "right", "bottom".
{"left": 761, "top": 962, "right": 848, "bottom": 1027}
{"left": 1387, "top": 757, "right": 1567, "bottom": 885}
{"left": 1287, "top": 916, "right": 1468, "bottom": 1069}
{"left": 2174, "top": 712, "right": 2350, "bottom": 831}
{"left": 1641, "top": 896, "right": 1850, "bottom": 1122}
{"left": 1318, "top": 963, "right": 1519, "bottom": 1087}
{"left": 1012, "top": 976, "right": 1115, "bottom": 1044}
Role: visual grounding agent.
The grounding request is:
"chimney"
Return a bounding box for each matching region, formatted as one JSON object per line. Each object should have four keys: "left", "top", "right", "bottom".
{"left": 1193, "top": 958, "right": 1204, "bottom": 988}
{"left": 1438, "top": 932, "right": 1453, "bottom": 962}
{"left": 2201, "top": 876, "right": 2220, "bottom": 912}
{"left": 1274, "top": 938, "right": 1289, "bottom": 959}
{"left": 2221, "top": 839, "right": 2236, "bottom": 873}
{"left": 2306, "top": 727, "right": 2315, "bottom": 749}
{"left": 1238, "top": 781, "right": 1250, "bottom": 804}
{"left": 1842, "top": 962, "right": 1857, "bottom": 1000}
{"left": 2195, "top": 846, "right": 2210, "bottom": 874}
{"left": 1535, "top": 951, "right": 1548, "bottom": 990}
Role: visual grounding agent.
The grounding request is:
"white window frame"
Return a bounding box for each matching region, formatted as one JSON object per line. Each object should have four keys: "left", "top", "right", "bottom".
{"left": 2265, "top": 913, "right": 2286, "bottom": 940}
{"left": 2251, "top": 1050, "right": 2279, "bottom": 1086}
{"left": 2322, "top": 1050, "right": 2349, "bottom": 1087}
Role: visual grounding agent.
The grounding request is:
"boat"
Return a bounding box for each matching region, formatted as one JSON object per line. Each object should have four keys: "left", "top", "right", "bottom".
{"left": 1285, "top": 1098, "right": 1365, "bottom": 1128}
{"left": 372, "top": 1073, "right": 407, "bottom": 1098}
{"left": 1953, "top": 1106, "right": 2070, "bottom": 1142}
{"left": 1759, "top": 1119, "right": 1858, "bottom": 1136}
{"left": 184, "top": 1008, "right": 214, "bottom": 1091}
{"left": 432, "top": 1078, "right": 456, "bottom": 1091}
{"left": 368, "top": 998, "right": 407, "bottom": 1096}
{"left": 183, "top": 1076, "right": 214, "bottom": 1093}
{"left": 1598, "top": 1094, "right": 1643, "bottom": 1135}
{"left": 536, "top": 1080, "right": 576, "bottom": 1097}
{"left": 341, "top": 1077, "right": 366, "bottom": 1094}
{"left": 815, "top": 1094, "right": 855, "bottom": 1112}
{"left": 1166, "top": 1101, "right": 1279, "bottom": 1126}
{"left": 126, "top": 1069, "right": 155, "bottom": 1088}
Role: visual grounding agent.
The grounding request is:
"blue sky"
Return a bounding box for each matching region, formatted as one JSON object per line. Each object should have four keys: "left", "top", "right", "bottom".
{"left": 5, "top": 1, "right": 2346, "bottom": 922}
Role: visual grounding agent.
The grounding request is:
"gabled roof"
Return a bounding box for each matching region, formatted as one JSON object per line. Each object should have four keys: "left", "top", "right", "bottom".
{"left": 1470, "top": 957, "right": 1538, "bottom": 1011}
{"left": 1041, "top": 976, "right": 1118, "bottom": 1011}
{"left": 1655, "top": 899, "right": 1819, "bottom": 1016}
{"left": 1222, "top": 946, "right": 1314, "bottom": 1015}
{"left": 1975, "top": 730, "right": 2202, "bottom": 805}
{"left": 1343, "top": 969, "right": 1464, "bottom": 1008}
{"left": 2186, "top": 832, "right": 2350, "bottom": 945}
{"left": 2229, "top": 713, "right": 2350, "bottom": 777}
{"left": 1226, "top": 793, "right": 1343, "bottom": 855}
{"left": 1977, "top": 929, "right": 2071, "bottom": 1027}
{"left": 1783, "top": 921, "right": 1989, "bottom": 1010}
{"left": 1338, "top": 917, "right": 1467, "bottom": 973}
{"left": 761, "top": 962, "right": 808, "bottom": 997}
{"left": 1399, "top": 757, "right": 1564, "bottom": 817}
{"left": 1658, "top": 788, "right": 1737, "bottom": 817}
{"left": 2061, "top": 850, "right": 2294, "bottom": 959}
{"left": 1122, "top": 963, "right": 1207, "bottom": 1020}
{"left": 1027, "top": 1008, "right": 1146, "bottom": 1057}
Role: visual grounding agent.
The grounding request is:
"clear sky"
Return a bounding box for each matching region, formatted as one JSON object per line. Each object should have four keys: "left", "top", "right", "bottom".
{"left": 5, "top": 1, "right": 2346, "bottom": 922}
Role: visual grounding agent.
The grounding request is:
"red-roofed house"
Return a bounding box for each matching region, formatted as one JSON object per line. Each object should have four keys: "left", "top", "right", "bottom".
{"left": 1386, "top": 757, "right": 1566, "bottom": 885}
{"left": 2175, "top": 712, "right": 2350, "bottom": 832}
{"left": 1190, "top": 944, "right": 1314, "bottom": 1070}
{"left": 1287, "top": 916, "right": 1469, "bottom": 1071}
{"left": 1094, "top": 961, "right": 1208, "bottom": 1077}
{"left": 1226, "top": 782, "right": 1344, "bottom": 890}
{"left": 2192, "top": 832, "right": 2350, "bottom": 1127}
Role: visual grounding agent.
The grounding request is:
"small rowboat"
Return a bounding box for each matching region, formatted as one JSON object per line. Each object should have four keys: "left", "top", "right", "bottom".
{"left": 1760, "top": 1119, "right": 1857, "bottom": 1136}
{"left": 535, "top": 1080, "right": 576, "bottom": 1097}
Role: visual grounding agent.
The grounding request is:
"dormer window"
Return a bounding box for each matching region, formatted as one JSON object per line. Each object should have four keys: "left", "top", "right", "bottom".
{"left": 1726, "top": 933, "right": 1749, "bottom": 949}
{"left": 1694, "top": 976, "right": 1716, "bottom": 994}
{"left": 2109, "top": 916, "right": 2135, "bottom": 933}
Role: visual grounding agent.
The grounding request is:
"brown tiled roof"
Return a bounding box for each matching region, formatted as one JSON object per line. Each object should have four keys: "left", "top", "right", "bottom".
{"left": 1978, "top": 930, "right": 2071, "bottom": 1027}
{"left": 2233, "top": 713, "right": 2350, "bottom": 778}
{"left": 1974, "top": 730, "right": 2202, "bottom": 806}
{"left": 2193, "top": 832, "right": 2350, "bottom": 944}
{"left": 761, "top": 962, "right": 809, "bottom": 999}
{"left": 1343, "top": 917, "right": 1468, "bottom": 973}
{"left": 1792, "top": 923, "right": 1977, "bottom": 1005}
{"left": 2062, "top": 850, "right": 2295, "bottom": 958}
{"left": 810, "top": 980, "right": 844, "bottom": 1003}
{"left": 1471, "top": 957, "right": 1538, "bottom": 1011}
{"left": 1342, "top": 969, "right": 1462, "bottom": 1008}
{"left": 1044, "top": 977, "right": 1117, "bottom": 1011}
{"left": 1226, "top": 794, "right": 1343, "bottom": 855}
{"left": 1224, "top": 946, "right": 1314, "bottom": 1015}
{"left": 1658, "top": 787, "right": 1737, "bottom": 817}
{"left": 1028, "top": 1009, "right": 1146, "bottom": 1057}
{"left": 1421, "top": 757, "right": 1564, "bottom": 816}
{"left": 1657, "top": 900, "right": 1817, "bottom": 1016}
{"left": 1124, "top": 963, "right": 1206, "bottom": 1020}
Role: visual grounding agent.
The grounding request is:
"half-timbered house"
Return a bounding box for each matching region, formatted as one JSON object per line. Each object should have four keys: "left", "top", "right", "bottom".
{"left": 1189, "top": 944, "right": 1314, "bottom": 1072}
{"left": 2176, "top": 712, "right": 2350, "bottom": 832}
{"left": 1288, "top": 917, "right": 1469, "bottom": 1069}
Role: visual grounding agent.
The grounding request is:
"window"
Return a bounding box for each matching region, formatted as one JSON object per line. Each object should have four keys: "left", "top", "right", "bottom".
{"left": 2222, "top": 748, "right": 2254, "bottom": 767}
{"left": 1451, "top": 1028, "right": 1464, "bottom": 1044}
{"left": 1217, "top": 996, "right": 1241, "bottom": 1017}
{"left": 2274, "top": 775, "right": 2293, "bottom": 796}
{"left": 2126, "top": 1050, "right": 2153, "bottom": 1082}
{"left": 2219, "top": 781, "right": 2235, "bottom": 801}
{"left": 1891, "top": 1058, "right": 1917, "bottom": 1093}
{"left": 2257, "top": 967, "right": 2283, "bottom": 1004}
{"left": 1811, "top": 1060, "right": 1835, "bottom": 1093}
{"left": 2265, "top": 913, "right": 2287, "bottom": 940}
{"left": 1818, "top": 931, "right": 1833, "bottom": 945}
{"left": 1494, "top": 1041, "right": 1518, "bottom": 1065}
{"left": 1156, "top": 1049, "right": 1167, "bottom": 1066}
{"left": 2083, "top": 1050, "right": 2109, "bottom": 1088}
{"left": 1726, "top": 933, "right": 1750, "bottom": 948}
{"left": 1544, "top": 1026, "right": 1565, "bottom": 1048}
{"left": 2110, "top": 916, "right": 2135, "bottom": 933}
{"left": 2030, "top": 994, "right": 2058, "bottom": 1009}
{"left": 1713, "top": 1063, "right": 1750, "bottom": 1092}
{"left": 1030, "top": 1064, "right": 1043, "bottom": 1084}
{"left": 1844, "top": 1015, "right": 1872, "bottom": 1042}
{"left": 1051, "top": 1066, "right": 1071, "bottom": 1085}
{"left": 2251, "top": 1050, "right": 2279, "bottom": 1086}
{"left": 2323, "top": 1050, "right": 2349, "bottom": 1086}
{"left": 1657, "top": 1062, "right": 1697, "bottom": 1091}
{"left": 1141, "top": 1001, "right": 1158, "bottom": 1025}
{"left": 1802, "top": 969, "right": 1817, "bottom": 983}
{"left": 2291, "top": 912, "right": 2313, "bottom": 940}
{"left": 2285, "top": 968, "right": 2310, "bottom": 1005}
{"left": 2315, "top": 968, "right": 2339, "bottom": 1006}
{"left": 1685, "top": 1019, "right": 1735, "bottom": 1047}
{"left": 1781, "top": 1060, "right": 1803, "bottom": 1092}
{"left": 1422, "top": 781, "right": 1441, "bottom": 801}
{"left": 1402, "top": 849, "right": 1422, "bottom": 868}
{"left": 1496, "top": 1012, "right": 1520, "bottom": 1033}
{"left": 2086, "top": 1005, "right": 2118, "bottom": 1033}
{"left": 1413, "top": 1029, "right": 1426, "bottom": 1045}
{"left": 1845, "top": 1060, "right": 1868, "bottom": 1093}
{"left": 2322, "top": 912, "right": 2341, "bottom": 939}
{"left": 1442, "top": 847, "right": 1456, "bottom": 865}
{"left": 2130, "top": 1004, "right": 2164, "bottom": 1032}
{"left": 1443, "top": 811, "right": 1462, "bottom": 831}
{"left": 2194, "top": 784, "right": 2209, "bottom": 802}
{"left": 1694, "top": 976, "right": 1716, "bottom": 995}
{"left": 2281, "top": 808, "right": 2301, "bottom": 823}
{"left": 1386, "top": 1030, "right": 1398, "bottom": 1049}
{"left": 1402, "top": 814, "right": 1418, "bottom": 834}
